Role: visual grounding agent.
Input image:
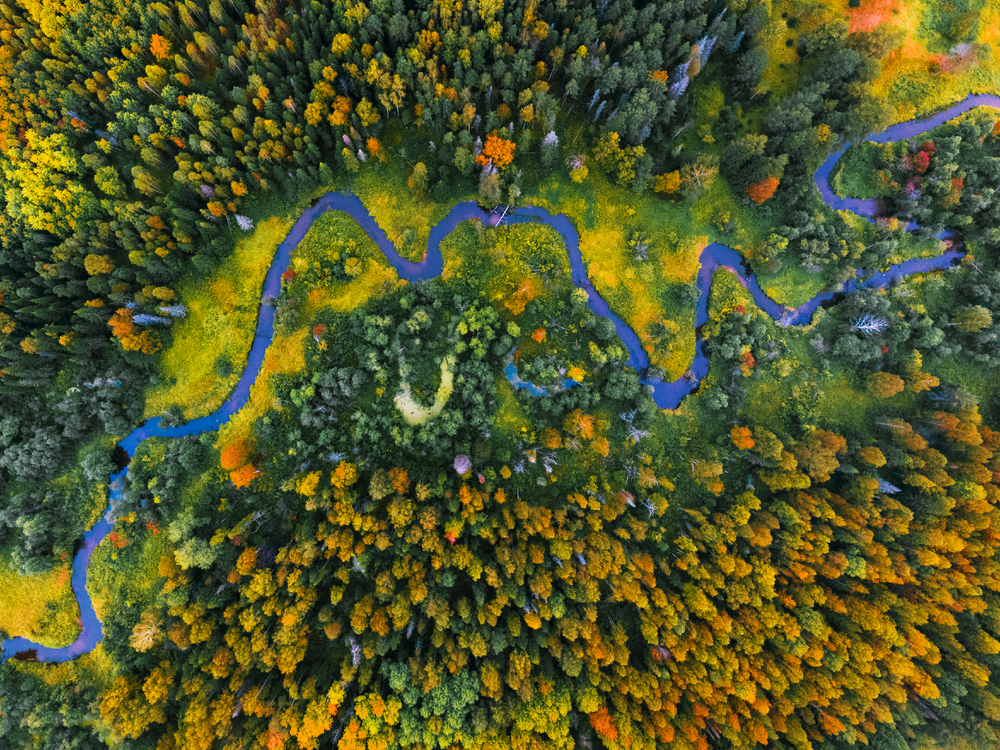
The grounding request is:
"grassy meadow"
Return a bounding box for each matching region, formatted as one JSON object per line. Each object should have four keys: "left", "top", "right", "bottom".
{"left": 143, "top": 213, "right": 300, "bottom": 422}
{"left": 0, "top": 554, "right": 79, "bottom": 647}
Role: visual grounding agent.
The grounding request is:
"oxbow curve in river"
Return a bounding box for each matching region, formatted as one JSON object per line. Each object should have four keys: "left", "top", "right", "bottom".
{"left": 3, "top": 93, "right": 997, "bottom": 663}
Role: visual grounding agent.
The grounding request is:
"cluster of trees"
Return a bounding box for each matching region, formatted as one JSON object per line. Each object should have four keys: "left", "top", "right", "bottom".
{"left": 813, "top": 258, "right": 1000, "bottom": 377}
{"left": 0, "top": 0, "right": 739, "bottom": 526}
{"left": 9, "top": 2, "right": 1000, "bottom": 750}
{"left": 0, "top": 660, "right": 101, "bottom": 749}
{"left": 699, "top": 304, "right": 772, "bottom": 414}
{"left": 0, "top": 372, "right": 141, "bottom": 572}
{"left": 90, "top": 292, "right": 1000, "bottom": 749}
{"left": 279, "top": 283, "right": 505, "bottom": 462}
{"left": 714, "top": 14, "right": 912, "bottom": 282}
{"left": 884, "top": 110, "right": 1000, "bottom": 244}
{"left": 93, "top": 277, "right": 671, "bottom": 749}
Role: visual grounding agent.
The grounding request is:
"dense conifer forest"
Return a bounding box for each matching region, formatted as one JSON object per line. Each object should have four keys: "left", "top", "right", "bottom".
{"left": 3, "top": 0, "right": 1000, "bottom": 749}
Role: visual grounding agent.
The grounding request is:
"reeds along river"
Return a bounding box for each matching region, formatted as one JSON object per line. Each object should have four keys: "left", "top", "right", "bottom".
{"left": 4, "top": 94, "right": 994, "bottom": 663}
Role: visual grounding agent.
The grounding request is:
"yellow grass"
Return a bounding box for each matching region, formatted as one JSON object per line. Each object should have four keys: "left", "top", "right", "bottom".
{"left": 302, "top": 261, "right": 401, "bottom": 319}
{"left": 0, "top": 432, "right": 117, "bottom": 647}
{"left": 759, "top": 1, "right": 805, "bottom": 101}
{"left": 215, "top": 326, "right": 307, "bottom": 452}
{"left": 760, "top": 0, "right": 1000, "bottom": 124}
{"left": 144, "top": 214, "right": 298, "bottom": 422}
{"left": 350, "top": 161, "right": 461, "bottom": 262}
{"left": 395, "top": 356, "right": 456, "bottom": 425}
{"left": 529, "top": 169, "right": 762, "bottom": 380}
{"left": 841, "top": 0, "right": 1000, "bottom": 121}
{"left": 0, "top": 553, "right": 79, "bottom": 647}
{"left": 87, "top": 439, "right": 171, "bottom": 628}
{"left": 291, "top": 208, "right": 404, "bottom": 321}
{"left": 8, "top": 644, "right": 115, "bottom": 711}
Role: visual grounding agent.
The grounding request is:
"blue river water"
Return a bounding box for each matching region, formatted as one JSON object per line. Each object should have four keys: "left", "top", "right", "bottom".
{"left": 3, "top": 94, "right": 997, "bottom": 663}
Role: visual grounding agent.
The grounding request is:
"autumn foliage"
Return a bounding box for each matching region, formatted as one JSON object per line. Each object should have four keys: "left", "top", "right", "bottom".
{"left": 230, "top": 464, "right": 260, "bottom": 487}
{"left": 475, "top": 133, "right": 516, "bottom": 170}
{"left": 730, "top": 425, "right": 755, "bottom": 450}
{"left": 150, "top": 33, "right": 171, "bottom": 60}
{"left": 588, "top": 707, "right": 619, "bottom": 741}
{"left": 108, "top": 308, "right": 159, "bottom": 354}
{"left": 746, "top": 175, "right": 779, "bottom": 203}
{"left": 867, "top": 371, "right": 905, "bottom": 398}
{"left": 652, "top": 170, "right": 681, "bottom": 194}
{"left": 220, "top": 439, "right": 252, "bottom": 470}
{"left": 95, "top": 368, "right": 1000, "bottom": 750}
{"left": 222, "top": 438, "right": 259, "bottom": 487}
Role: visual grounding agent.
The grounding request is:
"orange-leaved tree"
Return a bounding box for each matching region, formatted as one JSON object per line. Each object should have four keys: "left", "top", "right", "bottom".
{"left": 730, "top": 425, "right": 755, "bottom": 450}
{"left": 867, "top": 371, "right": 905, "bottom": 398}
{"left": 108, "top": 309, "right": 160, "bottom": 353}
{"left": 366, "top": 137, "right": 384, "bottom": 162}
{"left": 475, "top": 133, "right": 515, "bottom": 170}
{"left": 747, "top": 175, "right": 779, "bottom": 203}
{"left": 588, "top": 706, "right": 619, "bottom": 741}
{"left": 230, "top": 464, "right": 260, "bottom": 488}
{"left": 220, "top": 438, "right": 252, "bottom": 470}
{"left": 150, "top": 34, "right": 171, "bottom": 61}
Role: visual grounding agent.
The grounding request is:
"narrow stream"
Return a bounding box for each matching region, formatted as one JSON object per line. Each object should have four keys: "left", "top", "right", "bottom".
{"left": 3, "top": 94, "right": 994, "bottom": 663}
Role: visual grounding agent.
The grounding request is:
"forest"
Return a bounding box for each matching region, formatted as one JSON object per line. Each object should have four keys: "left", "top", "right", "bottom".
{"left": 2, "top": 0, "right": 1000, "bottom": 749}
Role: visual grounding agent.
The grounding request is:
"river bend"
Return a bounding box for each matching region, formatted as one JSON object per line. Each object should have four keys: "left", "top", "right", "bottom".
{"left": 3, "top": 93, "right": 996, "bottom": 662}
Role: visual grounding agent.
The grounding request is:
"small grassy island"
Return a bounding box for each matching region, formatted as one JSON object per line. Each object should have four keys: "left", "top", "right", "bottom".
{"left": 3, "top": 2, "right": 1000, "bottom": 750}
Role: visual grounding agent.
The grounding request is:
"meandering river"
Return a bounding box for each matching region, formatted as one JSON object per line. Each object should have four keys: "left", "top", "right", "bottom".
{"left": 4, "top": 93, "right": 996, "bottom": 663}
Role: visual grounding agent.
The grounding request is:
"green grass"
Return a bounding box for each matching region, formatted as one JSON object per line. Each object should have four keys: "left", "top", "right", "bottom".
{"left": 216, "top": 235, "right": 405, "bottom": 455}
{"left": 285, "top": 209, "right": 401, "bottom": 324}
{"left": 440, "top": 220, "right": 572, "bottom": 305}
{"left": 145, "top": 146, "right": 444, "bottom": 425}
{"left": 493, "top": 378, "right": 532, "bottom": 442}
{"left": 345, "top": 129, "right": 475, "bottom": 262}
{"left": 290, "top": 210, "right": 378, "bottom": 269}
{"left": 529, "top": 168, "right": 719, "bottom": 379}
{"left": 814, "top": 370, "right": 874, "bottom": 432}
{"left": 831, "top": 142, "right": 896, "bottom": 199}
{"left": 88, "top": 518, "right": 168, "bottom": 626}
{"left": 759, "top": 262, "right": 829, "bottom": 308}
{"left": 933, "top": 353, "right": 1000, "bottom": 417}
